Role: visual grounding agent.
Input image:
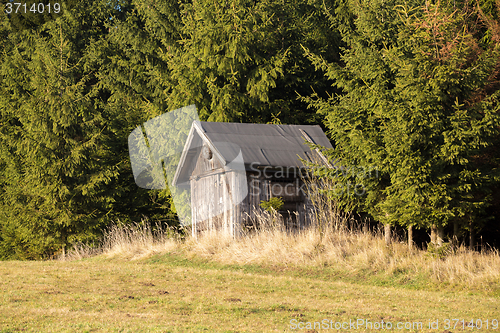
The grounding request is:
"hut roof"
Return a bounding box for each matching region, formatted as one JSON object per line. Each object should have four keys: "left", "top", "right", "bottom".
{"left": 172, "top": 121, "right": 333, "bottom": 186}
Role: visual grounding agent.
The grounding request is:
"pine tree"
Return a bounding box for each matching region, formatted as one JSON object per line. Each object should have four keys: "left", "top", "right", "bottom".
{"left": 305, "top": 0, "right": 500, "bottom": 243}
{"left": 0, "top": 0, "right": 149, "bottom": 259}
{"left": 102, "top": 0, "right": 341, "bottom": 229}
{"left": 107, "top": 0, "right": 339, "bottom": 125}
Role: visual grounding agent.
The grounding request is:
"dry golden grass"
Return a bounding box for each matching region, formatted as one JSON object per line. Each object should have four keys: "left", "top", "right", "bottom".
{"left": 65, "top": 177, "right": 500, "bottom": 293}
{"left": 6, "top": 180, "right": 499, "bottom": 331}
{"left": 65, "top": 213, "right": 500, "bottom": 294}
{"left": 65, "top": 222, "right": 178, "bottom": 261}
{"left": 4, "top": 254, "right": 499, "bottom": 332}
{"left": 186, "top": 224, "right": 500, "bottom": 291}
{"left": 46, "top": 198, "right": 500, "bottom": 331}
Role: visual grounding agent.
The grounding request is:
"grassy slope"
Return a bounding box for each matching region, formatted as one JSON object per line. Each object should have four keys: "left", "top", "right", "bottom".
{"left": 1, "top": 252, "right": 499, "bottom": 333}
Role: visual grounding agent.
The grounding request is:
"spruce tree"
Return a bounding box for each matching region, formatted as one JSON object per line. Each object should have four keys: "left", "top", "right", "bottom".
{"left": 108, "top": 0, "right": 339, "bottom": 125}
{"left": 103, "top": 0, "right": 341, "bottom": 229}
{"left": 0, "top": 0, "right": 147, "bottom": 259}
{"left": 305, "top": 0, "right": 500, "bottom": 242}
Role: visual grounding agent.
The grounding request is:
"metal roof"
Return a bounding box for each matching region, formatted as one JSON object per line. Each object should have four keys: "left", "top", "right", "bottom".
{"left": 172, "top": 121, "right": 333, "bottom": 186}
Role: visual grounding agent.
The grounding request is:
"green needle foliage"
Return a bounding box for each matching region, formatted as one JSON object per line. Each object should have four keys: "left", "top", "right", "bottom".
{"left": 0, "top": 1, "right": 155, "bottom": 259}
{"left": 107, "top": 0, "right": 339, "bottom": 124}
{"left": 305, "top": 0, "right": 500, "bottom": 237}
{"left": 102, "top": 0, "right": 342, "bottom": 234}
{"left": 0, "top": 0, "right": 340, "bottom": 259}
{"left": 260, "top": 197, "right": 284, "bottom": 213}
{"left": 1, "top": 0, "right": 500, "bottom": 259}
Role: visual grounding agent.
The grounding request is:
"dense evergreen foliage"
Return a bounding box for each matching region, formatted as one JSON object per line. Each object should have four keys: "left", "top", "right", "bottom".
{"left": 0, "top": 0, "right": 499, "bottom": 258}
{"left": 106, "top": 0, "right": 339, "bottom": 124}
{"left": 0, "top": 1, "right": 171, "bottom": 259}
{"left": 305, "top": 0, "right": 500, "bottom": 244}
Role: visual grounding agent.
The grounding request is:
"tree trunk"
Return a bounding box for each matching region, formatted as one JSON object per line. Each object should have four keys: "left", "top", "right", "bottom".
{"left": 363, "top": 222, "right": 369, "bottom": 234}
{"left": 431, "top": 224, "right": 444, "bottom": 247}
{"left": 408, "top": 225, "right": 413, "bottom": 251}
{"left": 430, "top": 225, "right": 437, "bottom": 244}
{"left": 469, "top": 220, "right": 476, "bottom": 250}
{"left": 384, "top": 224, "right": 391, "bottom": 246}
{"left": 437, "top": 225, "right": 444, "bottom": 247}
{"left": 453, "top": 220, "right": 459, "bottom": 244}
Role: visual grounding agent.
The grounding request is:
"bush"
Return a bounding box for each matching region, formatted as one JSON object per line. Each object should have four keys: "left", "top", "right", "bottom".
{"left": 260, "top": 197, "right": 284, "bottom": 213}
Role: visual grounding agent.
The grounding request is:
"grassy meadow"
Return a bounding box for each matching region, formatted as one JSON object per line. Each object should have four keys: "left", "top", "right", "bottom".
{"left": 1, "top": 217, "right": 500, "bottom": 332}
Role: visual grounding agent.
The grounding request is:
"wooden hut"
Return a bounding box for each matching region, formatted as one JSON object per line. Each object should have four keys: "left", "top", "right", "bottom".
{"left": 172, "top": 121, "right": 333, "bottom": 237}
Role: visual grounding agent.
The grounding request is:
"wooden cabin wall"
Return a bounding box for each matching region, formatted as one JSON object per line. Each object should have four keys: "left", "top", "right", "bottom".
{"left": 190, "top": 150, "right": 247, "bottom": 236}
{"left": 240, "top": 171, "right": 312, "bottom": 229}
{"left": 191, "top": 155, "right": 316, "bottom": 235}
{"left": 191, "top": 149, "right": 222, "bottom": 235}
{"left": 240, "top": 172, "right": 270, "bottom": 225}
{"left": 191, "top": 169, "right": 246, "bottom": 236}
{"left": 192, "top": 148, "right": 223, "bottom": 177}
{"left": 230, "top": 169, "right": 246, "bottom": 236}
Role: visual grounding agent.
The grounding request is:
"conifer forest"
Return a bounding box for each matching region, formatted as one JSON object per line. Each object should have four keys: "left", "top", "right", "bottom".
{"left": 1, "top": 0, "right": 500, "bottom": 259}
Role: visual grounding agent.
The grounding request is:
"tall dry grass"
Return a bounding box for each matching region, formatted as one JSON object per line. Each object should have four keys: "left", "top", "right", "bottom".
{"left": 65, "top": 214, "right": 500, "bottom": 290}
{"left": 185, "top": 210, "right": 500, "bottom": 289}
{"left": 65, "top": 176, "right": 500, "bottom": 291}
{"left": 66, "top": 215, "right": 500, "bottom": 290}
{"left": 64, "top": 221, "right": 178, "bottom": 261}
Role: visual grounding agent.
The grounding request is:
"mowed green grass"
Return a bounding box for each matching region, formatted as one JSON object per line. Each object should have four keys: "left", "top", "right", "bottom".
{"left": 1, "top": 253, "right": 499, "bottom": 332}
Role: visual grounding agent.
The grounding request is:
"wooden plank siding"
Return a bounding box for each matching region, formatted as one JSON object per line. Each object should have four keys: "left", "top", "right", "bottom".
{"left": 171, "top": 121, "right": 333, "bottom": 237}
{"left": 190, "top": 147, "right": 315, "bottom": 236}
